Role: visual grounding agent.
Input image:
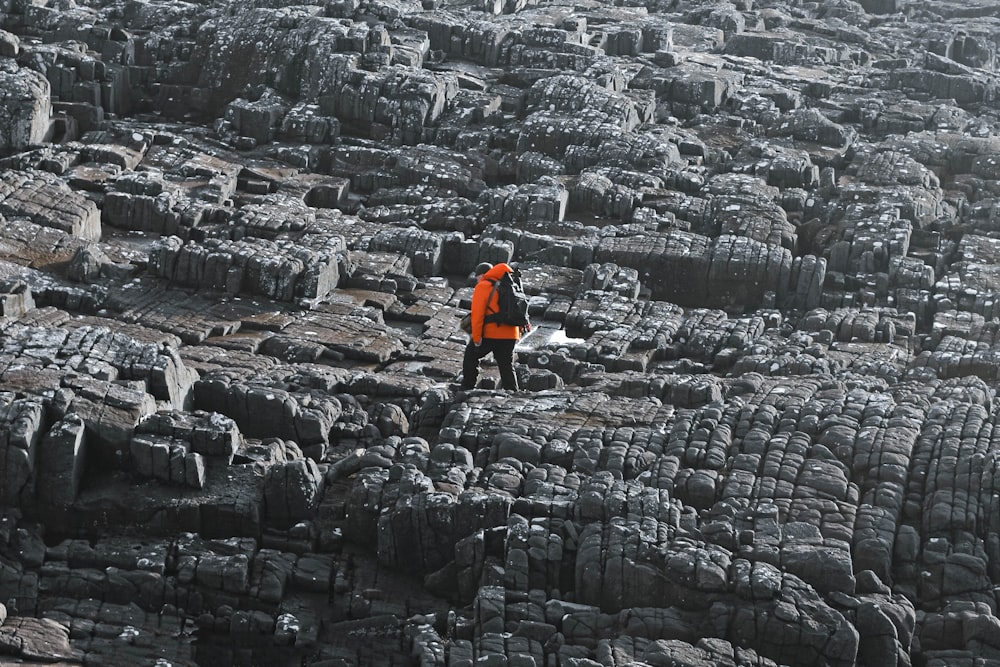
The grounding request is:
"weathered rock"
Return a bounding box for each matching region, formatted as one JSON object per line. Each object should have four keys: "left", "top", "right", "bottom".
{"left": 129, "top": 434, "right": 206, "bottom": 488}
{"left": 66, "top": 244, "right": 108, "bottom": 283}
{"left": 136, "top": 410, "right": 243, "bottom": 463}
{"left": 67, "top": 244, "right": 135, "bottom": 283}
{"left": 147, "top": 234, "right": 347, "bottom": 303}
{"left": 0, "top": 30, "right": 19, "bottom": 58}
{"left": 193, "top": 375, "right": 342, "bottom": 457}
{"left": 0, "top": 396, "right": 45, "bottom": 507}
{"left": 2, "top": 1, "right": 1000, "bottom": 666}
{"left": 0, "top": 322, "right": 197, "bottom": 408}
{"left": 63, "top": 377, "right": 158, "bottom": 465}
{"left": 0, "top": 169, "right": 100, "bottom": 240}
{"left": 0, "top": 279, "right": 34, "bottom": 318}
{"left": 264, "top": 458, "right": 324, "bottom": 526}
{"left": 0, "top": 617, "right": 79, "bottom": 662}
{"left": 0, "top": 62, "right": 50, "bottom": 154}
{"left": 35, "top": 414, "right": 86, "bottom": 507}
{"left": 221, "top": 88, "right": 289, "bottom": 145}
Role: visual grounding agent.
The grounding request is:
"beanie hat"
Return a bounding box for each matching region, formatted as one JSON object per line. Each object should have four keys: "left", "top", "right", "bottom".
{"left": 474, "top": 262, "right": 493, "bottom": 276}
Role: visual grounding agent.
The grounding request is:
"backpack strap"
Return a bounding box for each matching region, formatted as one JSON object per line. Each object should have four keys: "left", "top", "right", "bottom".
{"left": 482, "top": 278, "right": 499, "bottom": 339}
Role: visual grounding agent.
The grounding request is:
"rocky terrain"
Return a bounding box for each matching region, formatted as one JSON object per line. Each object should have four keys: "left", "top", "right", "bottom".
{"left": 1, "top": 0, "right": 1000, "bottom": 665}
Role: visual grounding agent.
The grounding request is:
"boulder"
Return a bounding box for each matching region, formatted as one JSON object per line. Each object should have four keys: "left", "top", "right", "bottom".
{"left": 264, "top": 458, "right": 324, "bottom": 525}
{"left": 35, "top": 415, "right": 87, "bottom": 507}
{"left": 0, "top": 63, "right": 50, "bottom": 153}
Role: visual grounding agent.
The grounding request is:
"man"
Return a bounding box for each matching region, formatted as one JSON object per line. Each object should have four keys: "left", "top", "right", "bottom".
{"left": 461, "top": 262, "right": 527, "bottom": 390}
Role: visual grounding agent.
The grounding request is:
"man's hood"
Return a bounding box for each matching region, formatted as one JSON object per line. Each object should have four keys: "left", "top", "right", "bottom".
{"left": 483, "top": 262, "right": 512, "bottom": 281}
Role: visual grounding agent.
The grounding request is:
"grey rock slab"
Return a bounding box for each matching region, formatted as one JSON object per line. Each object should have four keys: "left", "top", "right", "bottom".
{"left": 63, "top": 376, "right": 157, "bottom": 463}
{"left": 66, "top": 244, "right": 116, "bottom": 284}
{"left": 368, "top": 227, "right": 446, "bottom": 279}
{"left": 0, "top": 62, "right": 50, "bottom": 153}
{"left": 129, "top": 434, "right": 205, "bottom": 488}
{"left": 291, "top": 553, "right": 334, "bottom": 593}
{"left": 5, "top": 2, "right": 1000, "bottom": 667}
{"left": 0, "top": 616, "right": 80, "bottom": 662}
{"left": 59, "top": 536, "right": 170, "bottom": 574}
{"left": 0, "top": 322, "right": 196, "bottom": 408}
{"left": 35, "top": 414, "right": 87, "bottom": 507}
{"left": 0, "top": 169, "right": 100, "bottom": 241}
{"left": 0, "top": 29, "right": 19, "bottom": 57}
{"left": 870, "top": 65, "right": 998, "bottom": 107}
{"left": 234, "top": 199, "right": 317, "bottom": 238}
{"left": 0, "top": 279, "right": 35, "bottom": 319}
{"left": 0, "top": 217, "right": 93, "bottom": 279}
{"left": 264, "top": 458, "right": 324, "bottom": 526}
{"left": 264, "top": 308, "right": 405, "bottom": 363}
{"left": 106, "top": 280, "right": 281, "bottom": 345}
{"left": 147, "top": 234, "right": 345, "bottom": 303}
{"left": 137, "top": 410, "right": 243, "bottom": 462}
{"left": 779, "top": 542, "right": 855, "bottom": 595}
{"left": 193, "top": 375, "right": 341, "bottom": 450}
{"left": 0, "top": 396, "right": 45, "bottom": 507}
{"left": 525, "top": 74, "right": 644, "bottom": 132}
{"left": 725, "top": 30, "right": 849, "bottom": 65}
{"left": 65, "top": 463, "right": 263, "bottom": 538}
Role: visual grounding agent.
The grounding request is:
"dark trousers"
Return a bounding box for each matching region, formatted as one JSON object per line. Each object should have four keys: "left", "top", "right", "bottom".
{"left": 462, "top": 338, "right": 518, "bottom": 390}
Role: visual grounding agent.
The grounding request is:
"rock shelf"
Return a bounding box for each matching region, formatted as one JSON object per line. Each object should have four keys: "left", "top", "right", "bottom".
{"left": 3, "top": 0, "right": 1000, "bottom": 666}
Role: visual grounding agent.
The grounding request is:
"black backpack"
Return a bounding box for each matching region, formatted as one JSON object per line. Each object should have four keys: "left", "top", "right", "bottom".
{"left": 484, "top": 269, "right": 530, "bottom": 327}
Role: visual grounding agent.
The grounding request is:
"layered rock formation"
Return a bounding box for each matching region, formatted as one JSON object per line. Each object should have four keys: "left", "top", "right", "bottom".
{"left": 2, "top": 0, "right": 1000, "bottom": 665}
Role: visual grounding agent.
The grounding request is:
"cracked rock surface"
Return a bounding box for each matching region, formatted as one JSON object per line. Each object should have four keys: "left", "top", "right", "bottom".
{"left": 3, "top": 0, "right": 1000, "bottom": 666}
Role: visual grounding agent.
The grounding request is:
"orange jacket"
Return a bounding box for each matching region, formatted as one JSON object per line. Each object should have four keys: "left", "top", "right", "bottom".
{"left": 470, "top": 262, "right": 522, "bottom": 344}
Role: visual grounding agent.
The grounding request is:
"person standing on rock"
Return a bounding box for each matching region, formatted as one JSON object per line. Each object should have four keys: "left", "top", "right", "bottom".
{"left": 461, "top": 262, "right": 529, "bottom": 391}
